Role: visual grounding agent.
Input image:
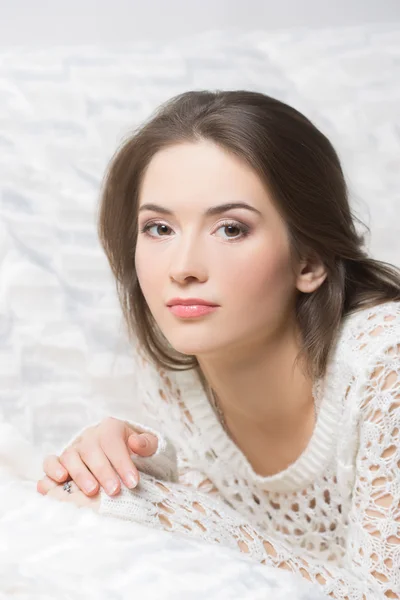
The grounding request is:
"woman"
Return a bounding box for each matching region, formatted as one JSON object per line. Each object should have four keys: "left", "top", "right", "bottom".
{"left": 37, "top": 90, "right": 400, "bottom": 598}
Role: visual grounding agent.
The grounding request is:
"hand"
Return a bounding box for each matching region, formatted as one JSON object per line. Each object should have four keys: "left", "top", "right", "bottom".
{"left": 41, "top": 477, "right": 101, "bottom": 511}
{"left": 37, "top": 417, "right": 158, "bottom": 498}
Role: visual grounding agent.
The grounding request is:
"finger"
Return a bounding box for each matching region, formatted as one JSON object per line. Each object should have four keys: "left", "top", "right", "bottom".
{"left": 37, "top": 475, "right": 61, "bottom": 495}
{"left": 94, "top": 434, "right": 140, "bottom": 491}
{"left": 128, "top": 432, "right": 158, "bottom": 457}
{"left": 58, "top": 448, "right": 101, "bottom": 496}
{"left": 46, "top": 480, "right": 99, "bottom": 509}
{"left": 45, "top": 479, "right": 79, "bottom": 502}
{"left": 42, "top": 455, "right": 70, "bottom": 483}
{"left": 71, "top": 442, "right": 137, "bottom": 496}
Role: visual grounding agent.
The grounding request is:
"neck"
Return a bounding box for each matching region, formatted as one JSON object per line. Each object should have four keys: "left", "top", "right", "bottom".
{"left": 196, "top": 321, "right": 314, "bottom": 434}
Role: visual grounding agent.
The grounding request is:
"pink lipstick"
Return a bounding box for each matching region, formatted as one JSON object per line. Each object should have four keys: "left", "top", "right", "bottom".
{"left": 166, "top": 298, "right": 219, "bottom": 319}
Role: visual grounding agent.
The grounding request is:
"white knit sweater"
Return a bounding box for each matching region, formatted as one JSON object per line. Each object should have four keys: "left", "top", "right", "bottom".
{"left": 62, "top": 301, "right": 400, "bottom": 599}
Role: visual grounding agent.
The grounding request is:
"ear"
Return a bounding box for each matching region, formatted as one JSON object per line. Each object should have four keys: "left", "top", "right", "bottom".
{"left": 295, "top": 254, "right": 328, "bottom": 294}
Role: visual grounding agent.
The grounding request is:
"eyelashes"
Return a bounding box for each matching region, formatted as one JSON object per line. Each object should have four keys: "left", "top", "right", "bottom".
{"left": 139, "top": 219, "right": 251, "bottom": 241}
{"left": 216, "top": 220, "right": 251, "bottom": 240}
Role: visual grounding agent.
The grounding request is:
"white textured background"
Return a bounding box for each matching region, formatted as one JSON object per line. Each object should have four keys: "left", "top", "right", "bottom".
{"left": 1, "top": 0, "right": 400, "bottom": 44}
{"left": 0, "top": 23, "right": 399, "bottom": 457}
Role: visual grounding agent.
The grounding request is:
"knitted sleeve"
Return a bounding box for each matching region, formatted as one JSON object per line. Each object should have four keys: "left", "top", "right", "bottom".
{"left": 98, "top": 342, "right": 400, "bottom": 599}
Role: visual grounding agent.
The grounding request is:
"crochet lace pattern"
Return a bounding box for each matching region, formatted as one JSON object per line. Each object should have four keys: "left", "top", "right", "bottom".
{"left": 87, "top": 301, "right": 399, "bottom": 598}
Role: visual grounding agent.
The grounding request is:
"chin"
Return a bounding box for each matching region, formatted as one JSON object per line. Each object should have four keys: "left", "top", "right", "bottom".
{"left": 169, "top": 341, "right": 214, "bottom": 356}
{"left": 164, "top": 332, "right": 220, "bottom": 357}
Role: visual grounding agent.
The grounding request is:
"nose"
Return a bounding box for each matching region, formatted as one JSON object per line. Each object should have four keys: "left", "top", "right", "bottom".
{"left": 168, "top": 233, "right": 208, "bottom": 285}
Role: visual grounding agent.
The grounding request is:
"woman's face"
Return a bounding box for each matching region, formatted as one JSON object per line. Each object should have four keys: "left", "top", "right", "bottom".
{"left": 135, "top": 139, "right": 300, "bottom": 359}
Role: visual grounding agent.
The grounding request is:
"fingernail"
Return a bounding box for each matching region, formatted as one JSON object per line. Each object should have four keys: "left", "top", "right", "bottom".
{"left": 85, "top": 480, "right": 97, "bottom": 493}
{"left": 137, "top": 435, "right": 147, "bottom": 449}
{"left": 106, "top": 480, "right": 119, "bottom": 495}
{"left": 56, "top": 468, "right": 65, "bottom": 480}
{"left": 126, "top": 472, "right": 138, "bottom": 488}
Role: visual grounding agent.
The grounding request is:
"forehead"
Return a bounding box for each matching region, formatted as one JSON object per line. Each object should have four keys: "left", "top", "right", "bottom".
{"left": 138, "top": 140, "right": 274, "bottom": 215}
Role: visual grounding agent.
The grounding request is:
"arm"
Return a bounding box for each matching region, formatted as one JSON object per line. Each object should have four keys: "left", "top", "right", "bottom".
{"left": 98, "top": 345, "right": 400, "bottom": 599}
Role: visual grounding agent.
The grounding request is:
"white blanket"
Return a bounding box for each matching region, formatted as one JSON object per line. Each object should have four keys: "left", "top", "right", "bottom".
{"left": 0, "top": 415, "right": 327, "bottom": 600}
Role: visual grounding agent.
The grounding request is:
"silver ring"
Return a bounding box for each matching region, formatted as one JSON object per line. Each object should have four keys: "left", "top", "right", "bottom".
{"left": 63, "top": 481, "right": 72, "bottom": 494}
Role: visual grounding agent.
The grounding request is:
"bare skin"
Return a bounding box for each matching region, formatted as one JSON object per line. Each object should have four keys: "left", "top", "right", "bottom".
{"left": 37, "top": 418, "right": 158, "bottom": 497}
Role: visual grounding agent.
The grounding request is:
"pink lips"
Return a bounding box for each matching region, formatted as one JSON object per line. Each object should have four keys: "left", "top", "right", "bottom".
{"left": 166, "top": 298, "right": 219, "bottom": 319}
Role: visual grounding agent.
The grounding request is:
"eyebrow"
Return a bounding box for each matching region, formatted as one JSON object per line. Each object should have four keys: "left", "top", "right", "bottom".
{"left": 138, "top": 202, "right": 262, "bottom": 217}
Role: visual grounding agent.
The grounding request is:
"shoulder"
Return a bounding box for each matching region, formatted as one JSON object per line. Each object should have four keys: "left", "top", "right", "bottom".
{"left": 330, "top": 303, "right": 399, "bottom": 476}
{"left": 322, "top": 301, "right": 400, "bottom": 422}
{"left": 337, "top": 301, "right": 400, "bottom": 419}
{"left": 336, "top": 300, "right": 400, "bottom": 369}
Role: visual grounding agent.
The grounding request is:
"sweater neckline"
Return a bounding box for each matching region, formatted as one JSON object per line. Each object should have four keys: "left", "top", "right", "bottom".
{"left": 175, "top": 314, "right": 361, "bottom": 493}
{"left": 179, "top": 367, "right": 344, "bottom": 492}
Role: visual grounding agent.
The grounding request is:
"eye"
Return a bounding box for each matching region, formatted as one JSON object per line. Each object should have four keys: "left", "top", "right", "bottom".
{"left": 214, "top": 220, "right": 250, "bottom": 240}
{"left": 140, "top": 219, "right": 250, "bottom": 241}
{"left": 140, "top": 221, "right": 173, "bottom": 238}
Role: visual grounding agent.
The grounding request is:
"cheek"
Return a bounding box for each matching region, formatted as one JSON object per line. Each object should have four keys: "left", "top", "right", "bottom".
{"left": 134, "top": 244, "right": 165, "bottom": 303}
{"left": 221, "top": 242, "right": 294, "bottom": 305}
{"left": 134, "top": 245, "right": 152, "bottom": 296}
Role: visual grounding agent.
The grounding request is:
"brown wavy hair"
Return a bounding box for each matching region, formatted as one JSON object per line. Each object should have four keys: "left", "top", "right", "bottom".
{"left": 97, "top": 89, "right": 400, "bottom": 380}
